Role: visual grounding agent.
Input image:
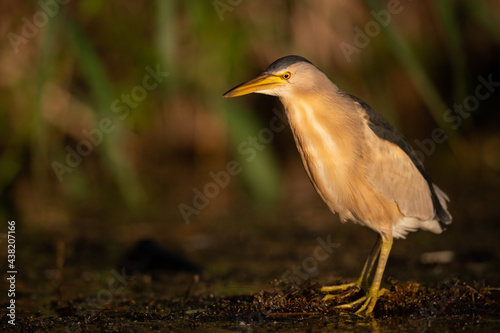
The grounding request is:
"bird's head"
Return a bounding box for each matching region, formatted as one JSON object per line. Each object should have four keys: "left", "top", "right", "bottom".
{"left": 223, "top": 55, "right": 326, "bottom": 99}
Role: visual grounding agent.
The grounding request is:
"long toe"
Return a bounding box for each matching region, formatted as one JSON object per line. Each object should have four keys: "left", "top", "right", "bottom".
{"left": 355, "top": 288, "right": 387, "bottom": 315}
{"left": 333, "top": 288, "right": 387, "bottom": 315}
{"left": 335, "top": 295, "right": 367, "bottom": 309}
{"left": 321, "top": 283, "right": 362, "bottom": 302}
{"left": 354, "top": 295, "right": 376, "bottom": 315}
{"left": 321, "top": 282, "right": 359, "bottom": 293}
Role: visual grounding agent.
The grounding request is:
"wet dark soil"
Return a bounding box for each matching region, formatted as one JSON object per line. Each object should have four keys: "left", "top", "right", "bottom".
{"left": 2, "top": 277, "right": 499, "bottom": 332}
{"left": 2, "top": 200, "right": 499, "bottom": 332}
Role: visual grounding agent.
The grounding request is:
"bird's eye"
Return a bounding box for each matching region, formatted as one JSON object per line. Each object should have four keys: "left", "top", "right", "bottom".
{"left": 282, "top": 72, "right": 291, "bottom": 80}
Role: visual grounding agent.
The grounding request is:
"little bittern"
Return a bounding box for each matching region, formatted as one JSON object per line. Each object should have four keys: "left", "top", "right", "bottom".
{"left": 223, "top": 55, "right": 451, "bottom": 315}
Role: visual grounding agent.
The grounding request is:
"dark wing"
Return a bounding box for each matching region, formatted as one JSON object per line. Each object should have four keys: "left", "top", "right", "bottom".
{"left": 348, "top": 94, "right": 452, "bottom": 227}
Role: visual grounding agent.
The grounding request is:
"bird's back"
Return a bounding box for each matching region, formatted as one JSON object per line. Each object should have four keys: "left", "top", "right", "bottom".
{"left": 348, "top": 93, "right": 452, "bottom": 229}
{"left": 281, "top": 85, "right": 451, "bottom": 239}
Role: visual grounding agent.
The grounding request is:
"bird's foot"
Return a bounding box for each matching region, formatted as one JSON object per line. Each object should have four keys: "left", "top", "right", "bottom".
{"left": 335, "top": 288, "right": 388, "bottom": 315}
{"left": 321, "top": 282, "right": 360, "bottom": 293}
{"left": 321, "top": 282, "right": 362, "bottom": 301}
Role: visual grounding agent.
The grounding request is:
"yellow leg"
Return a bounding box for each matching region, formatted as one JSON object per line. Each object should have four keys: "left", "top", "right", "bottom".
{"left": 354, "top": 235, "right": 392, "bottom": 315}
{"left": 355, "top": 236, "right": 382, "bottom": 289}
{"left": 321, "top": 236, "right": 382, "bottom": 299}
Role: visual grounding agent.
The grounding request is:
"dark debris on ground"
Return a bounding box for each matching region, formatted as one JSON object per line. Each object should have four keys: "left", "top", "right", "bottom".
{"left": 1, "top": 279, "right": 499, "bottom": 332}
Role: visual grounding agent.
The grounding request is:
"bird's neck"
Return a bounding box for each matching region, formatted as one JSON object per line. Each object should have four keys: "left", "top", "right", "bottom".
{"left": 281, "top": 92, "right": 363, "bottom": 165}
{"left": 280, "top": 92, "right": 366, "bottom": 221}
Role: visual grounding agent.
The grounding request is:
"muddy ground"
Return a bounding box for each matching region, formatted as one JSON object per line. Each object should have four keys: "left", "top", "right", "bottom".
{"left": 3, "top": 276, "right": 500, "bottom": 332}
{"left": 1, "top": 210, "right": 499, "bottom": 332}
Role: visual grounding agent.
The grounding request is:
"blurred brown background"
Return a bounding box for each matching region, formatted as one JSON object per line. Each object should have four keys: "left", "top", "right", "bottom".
{"left": 0, "top": 0, "right": 499, "bottom": 306}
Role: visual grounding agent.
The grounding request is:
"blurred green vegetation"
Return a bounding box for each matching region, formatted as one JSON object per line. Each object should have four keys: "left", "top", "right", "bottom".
{"left": 0, "top": 1, "right": 500, "bottom": 279}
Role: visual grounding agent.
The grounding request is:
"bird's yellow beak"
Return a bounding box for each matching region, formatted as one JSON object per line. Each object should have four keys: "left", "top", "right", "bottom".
{"left": 223, "top": 74, "right": 285, "bottom": 98}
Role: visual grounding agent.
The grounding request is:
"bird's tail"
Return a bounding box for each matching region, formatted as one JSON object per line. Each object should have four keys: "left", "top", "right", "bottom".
{"left": 393, "top": 184, "right": 452, "bottom": 239}
{"left": 432, "top": 184, "right": 452, "bottom": 230}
